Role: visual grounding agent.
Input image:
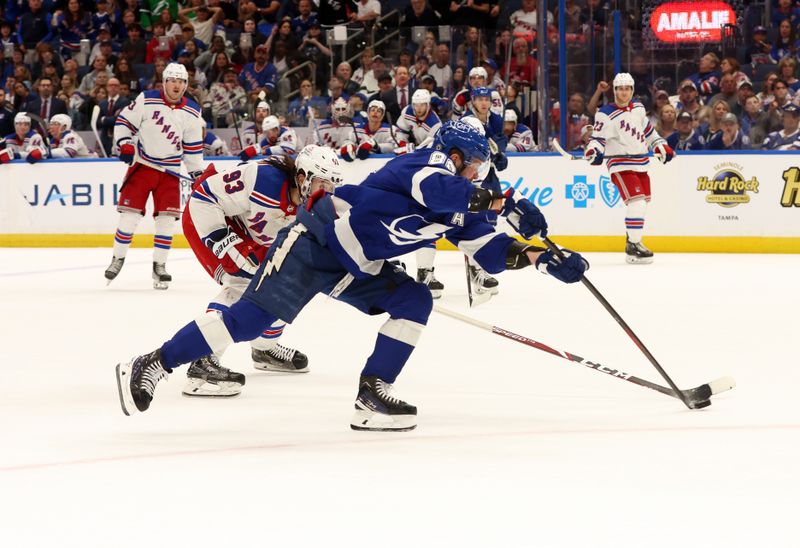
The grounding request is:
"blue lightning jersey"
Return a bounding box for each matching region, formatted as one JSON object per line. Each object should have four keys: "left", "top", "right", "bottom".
{"left": 324, "top": 149, "right": 515, "bottom": 278}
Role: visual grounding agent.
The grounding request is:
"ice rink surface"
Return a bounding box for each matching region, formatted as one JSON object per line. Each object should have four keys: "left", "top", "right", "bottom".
{"left": 1, "top": 247, "right": 798, "bottom": 548}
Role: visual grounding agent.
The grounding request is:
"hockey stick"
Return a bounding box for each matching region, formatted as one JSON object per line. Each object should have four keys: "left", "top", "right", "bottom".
{"left": 384, "top": 110, "right": 401, "bottom": 147}
{"left": 90, "top": 105, "right": 109, "bottom": 158}
{"left": 552, "top": 138, "right": 654, "bottom": 161}
{"left": 228, "top": 99, "right": 243, "bottom": 152}
{"left": 307, "top": 106, "right": 323, "bottom": 145}
{"left": 433, "top": 305, "right": 735, "bottom": 404}
{"left": 26, "top": 112, "right": 51, "bottom": 158}
{"left": 542, "top": 237, "right": 716, "bottom": 409}
{"left": 464, "top": 255, "right": 491, "bottom": 308}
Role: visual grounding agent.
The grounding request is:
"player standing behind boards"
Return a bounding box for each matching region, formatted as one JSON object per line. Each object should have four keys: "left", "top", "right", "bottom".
{"left": 48, "top": 114, "right": 93, "bottom": 157}
{"left": 238, "top": 115, "right": 298, "bottom": 161}
{"left": 0, "top": 112, "right": 47, "bottom": 164}
{"left": 115, "top": 124, "right": 587, "bottom": 431}
{"left": 503, "top": 109, "right": 535, "bottom": 152}
{"left": 339, "top": 100, "right": 396, "bottom": 161}
{"left": 584, "top": 73, "right": 675, "bottom": 264}
{"left": 105, "top": 62, "right": 205, "bottom": 288}
{"left": 395, "top": 89, "right": 442, "bottom": 153}
{"left": 203, "top": 128, "right": 230, "bottom": 156}
{"left": 179, "top": 157, "right": 312, "bottom": 397}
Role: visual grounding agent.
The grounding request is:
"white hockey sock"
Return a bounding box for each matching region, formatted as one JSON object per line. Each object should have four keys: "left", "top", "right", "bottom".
{"left": 416, "top": 246, "right": 436, "bottom": 270}
{"left": 112, "top": 211, "right": 143, "bottom": 259}
{"left": 624, "top": 198, "right": 648, "bottom": 244}
{"left": 153, "top": 215, "right": 176, "bottom": 264}
{"left": 251, "top": 319, "right": 287, "bottom": 351}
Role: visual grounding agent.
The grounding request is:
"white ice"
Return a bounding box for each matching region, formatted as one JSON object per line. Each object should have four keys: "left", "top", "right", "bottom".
{"left": 1, "top": 247, "right": 798, "bottom": 548}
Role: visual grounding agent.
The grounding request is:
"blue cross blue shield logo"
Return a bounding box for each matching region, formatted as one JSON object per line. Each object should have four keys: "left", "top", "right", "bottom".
{"left": 598, "top": 175, "right": 620, "bottom": 207}
{"left": 565, "top": 175, "right": 595, "bottom": 208}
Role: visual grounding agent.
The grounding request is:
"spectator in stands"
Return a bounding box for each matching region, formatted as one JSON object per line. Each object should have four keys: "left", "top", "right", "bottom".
{"left": 456, "top": 26, "right": 488, "bottom": 70}
{"left": 349, "top": 0, "right": 381, "bottom": 27}
{"left": 287, "top": 78, "right": 314, "bottom": 126}
{"left": 14, "top": 81, "right": 35, "bottom": 113}
{"left": 396, "top": 49, "right": 413, "bottom": 72}
{"left": 741, "top": 95, "right": 770, "bottom": 147}
{"left": 504, "top": 37, "right": 536, "bottom": 87}
{"left": 205, "top": 51, "right": 232, "bottom": 84}
{"left": 361, "top": 53, "right": 388, "bottom": 94}
{"left": 706, "top": 112, "right": 749, "bottom": 149}
{"left": 88, "top": 25, "right": 114, "bottom": 64}
{"left": 268, "top": 19, "right": 300, "bottom": 53}
{"left": 121, "top": 23, "right": 147, "bottom": 65}
{"left": 493, "top": 29, "right": 512, "bottom": 69}
{"left": 697, "top": 98, "right": 731, "bottom": 145}
{"left": 746, "top": 26, "right": 772, "bottom": 65}
{"left": 352, "top": 47, "right": 373, "bottom": 88}
{"left": 117, "top": 9, "right": 136, "bottom": 41}
{"left": 771, "top": 19, "right": 798, "bottom": 63}
{"left": 78, "top": 55, "right": 114, "bottom": 95}
{"left": 185, "top": 64, "right": 206, "bottom": 105}
{"left": 769, "top": 78, "right": 793, "bottom": 128}
{"left": 96, "top": 77, "right": 130, "bottom": 155}
{"left": 174, "top": 23, "right": 206, "bottom": 57}
{"left": 59, "top": 73, "right": 83, "bottom": 118}
{"left": 429, "top": 43, "right": 452, "bottom": 95}
{"left": 687, "top": 53, "right": 721, "bottom": 99}
{"left": 317, "top": 0, "right": 355, "bottom": 26}
{"left": 28, "top": 75, "right": 67, "bottom": 122}
{"left": 757, "top": 72, "right": 778, "bottom": 108}
{"left": 160, "top": 8, "right": 182, "bottom": 40}
{"left": 292, "top": 0, "right": 317, "bottom": 40}
{"left": 19, "top": 0, "right": 52, "bottom": 63}
{"left": 52, "top": 0, "right": 94, "bottom": 62}
{"left": 0, "top": 21, "right": 16, "bottom": 51}
{"left": 179, "top": 3, "right": 224, "bottom": 46}
{"left": 582, "top": 0, "right": 608, "bottom": 28}
{"left": 450, "top": 0, "right": 492, "bottom": 29}
{"left": 419, "top": 31, "right": 437, "bottom": 60}
{"left": 675, "top": 79, "right": 703, "bottom": 119}
{"left": 655, "top": 102, "right": 676, "bottom": 141}
{"left": 733, "top": 80, "right": 754, "bottom": 117}
{"left": 556, "top": 92, "right": 589, "bottom": 150}
{"left": 209, "top": 67, "right": 247, "bottom": 127}
{"left": 449, "top": 65, "right": 465, "bottom": 99}
{"left": 771, "top": 0, "right": 800, "bottom": 29}
{"left": 31, "top": 43, "right": 62, "bottom": 82}
{"left": 669, "top": 111, "right": 695, "bottom": 150}
{"left": 778, "top": 57, "right": 800, "bottom": 93}
{"left": 195, "top": 35, "right": 230, "bottom": 75}
{"left": 336, "top": 62, "right": 360, "bottom": 96}
{"left": 0, "top": 88, "right": 14, "bottom": 136}
{"left": 410, "top": 54, "right": 428, "bottom": 81}
{"left": 628, "top": 54, "right": 655, "bottom": 99}
{"left": 145, "top": 21, "right": 176, "bottom": 63}
{"left": 646, "top": 89, "right": 670, "bottom": 126}
{"left": 324, "top": 75, "right": 348, "bottom": 110}
{"left": 403, "top": 0, "right": 440, "bottom": 31}
{"left": 762, "top": 103, "right": 800, "bottom": 149}
{"left": 382, "top": 65, "right": 413, "bottom": 121}
{"left": 299, "top": 21, "right": 331, "bottom": 88}
{"left": 556, "top": 0, "right": 583, "bottom": 33}
{"left": 146, "top": 57, "right": 167, "bottom": 89}
{"left": 510, "top": 0, "right": 553, "bottom": 39}
{"left": 710, "top": 73, "right": 738, "bottom": 112}
{"left": 239, "top": 43, "right": 278, "bottom": 101}
{"left": 139, "top": 0, "right": 171, "bottom": 31}
{"left": 720, "top": 57, "right": 749, "bottom": 86}
{"left": 369, "top": 72, "right": 393, "bottom": 105}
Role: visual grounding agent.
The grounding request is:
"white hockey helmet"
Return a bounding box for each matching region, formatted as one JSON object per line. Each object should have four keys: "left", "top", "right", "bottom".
{"left": 262, "top": 115, "right": 280, "bottom": 132}
{"left": 367, "top": 99, "right": 386, "bottom": 113}
{"left": 468, "top": 67, "right": 488, "bottom": 80}
{"left": 503, "top": 109, "right": 518, "bottom": 123}
{"left": 613, "top": 72, "right": 635, "bottom": 89}
{"left": 461, "top": 116, "right": 486, "bottom": 136}
{"left": 14, "top": 112, "right": 31, "bottom": 125}
{"left": 295, "top": 144, "right": 343, "bottom": 200}
{"left": 163, "top": 62, "right": 189, "bottom": 83}
{"left": 256, "top": 101, "right": 271, "bottom": 114}
{"left": 49, "top": 113, "right": 72, "bottom": 131}
{"left": 490, "top": 90, "right": 503, "bottom": 116}
{"left": 411, "top": 89, "right": 431, "bottom": 105}
{"left": 332, "top": 97, "right": 350, "bottom": 119}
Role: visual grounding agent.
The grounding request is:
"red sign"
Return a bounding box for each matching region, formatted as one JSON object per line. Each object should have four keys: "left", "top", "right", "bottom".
{"left": 650, "top": 1, "right": 736, "bottom": 43}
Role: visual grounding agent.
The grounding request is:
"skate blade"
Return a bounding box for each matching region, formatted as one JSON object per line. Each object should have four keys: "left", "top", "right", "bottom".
{"left": 115, "top": 362, "right": 135, "bottom": 416}
{"left": 625, "top": 255, "right": 654, "bottom": 265}
{"left": 430, "top": 289, "right": 442, "bottom": 299}
{"left": 350, "top": 409, "right": 417, "bottom": 431}
{"left": 152, "top": 281, "right": 170, "bottom": 290}
{"left": 252, "top": 361, "right": 310, "bottom": 373}
{"left": 182, "top": 379, "right": 243, "bottom": 397}
{"left": 469, "top": 289, "right": 494, "bottom": 307}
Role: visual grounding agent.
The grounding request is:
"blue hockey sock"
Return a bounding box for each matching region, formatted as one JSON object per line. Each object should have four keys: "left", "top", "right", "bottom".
{"left": 160, "top": 320, "right": 213, "bottom": 370}
{"left": 361, "top": 333, "right": 416, "bottom": 384}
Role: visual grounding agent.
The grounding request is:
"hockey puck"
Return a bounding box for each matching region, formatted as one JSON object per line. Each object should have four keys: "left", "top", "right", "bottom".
{"left": 689, "top": 399, "right": 712, "bottom": 409}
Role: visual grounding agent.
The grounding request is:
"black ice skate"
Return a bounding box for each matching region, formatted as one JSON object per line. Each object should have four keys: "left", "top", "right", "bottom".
{"left": 468, "top": 265, "right": 499, "bottom": 295}
{"left": 625, "top": 238, "right": 654, "bottom": 265}
{"left": 252, "top": 344, "right": 309, "bottom": 373}
{"left": 104, "top": 256, "right": 125, "bottom": 284}
{"left": 417, "top": 267, "right": 444, "bottom": 299}
{"left": 183, "top": 355, "right": 245, "bottom": 397}
{"left": 115, "top": 349, "right": 171, "bottom": 416}
{"left": 152, "top": 262, "right": 172, "bottom": 290}
{"left": 351, "top": 376, "right": 417, "bottom": 432}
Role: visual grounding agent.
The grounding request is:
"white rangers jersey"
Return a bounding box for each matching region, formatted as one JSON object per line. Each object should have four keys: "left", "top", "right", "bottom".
{"left": 258, "top": 126, "right": 298, "bottom": 156}
{"left": 203, "top": 130, "right": 230, "bottom": 156}
{"left": 114, "top": 89, "right": 205, "bottom": 173}
{"left": 311, "top": 118, "right": 356, "bottom": 150}
{"left": 4, "top": 130, "right": 46, "bottom": 159}
{"left": 354, "top": 121, "right": 395, "bottom": 153}
{"left": 506, "top": 123, "right": 535, "bottom": 152}
{"left": 588, "top": 101, "right": 665, "bottom": 174}
{"left": 50, "top": 129, "right": 93, "bottom": 158}
{"left": 395, "top": 104, "right": 442, "bottom": 146}
{"left": 189, "top": 161, "right": 299, "bottom": 280}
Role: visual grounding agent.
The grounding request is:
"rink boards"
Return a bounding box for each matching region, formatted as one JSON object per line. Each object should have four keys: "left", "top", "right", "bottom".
{"left": 1, "top": 151, "right": 799, "bottom": 252}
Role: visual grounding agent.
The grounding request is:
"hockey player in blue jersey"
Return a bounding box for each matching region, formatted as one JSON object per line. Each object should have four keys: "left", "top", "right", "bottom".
{"left": 115, "top": 123, "right": 588, "bottom": 431}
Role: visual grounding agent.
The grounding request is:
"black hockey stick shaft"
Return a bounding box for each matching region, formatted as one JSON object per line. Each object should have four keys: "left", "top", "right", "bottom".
{"left": 543, "top": 237, "right": 695, "bottom": 408}
{"left": 385, "top": 111, "right": 401, "bottom": 146}
{"left": 228, "top": 99, "right": 243, "bottom": 149}
{"left": 27, "top": 112, "right": 51, "bottom": 156}
{"left": 433, "top": 306, "right": 717, "bottom": 402}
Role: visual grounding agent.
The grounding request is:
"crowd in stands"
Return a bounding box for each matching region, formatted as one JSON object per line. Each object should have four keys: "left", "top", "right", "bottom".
{"left": 2, "top": 0, "right": 800, "bottom": 158}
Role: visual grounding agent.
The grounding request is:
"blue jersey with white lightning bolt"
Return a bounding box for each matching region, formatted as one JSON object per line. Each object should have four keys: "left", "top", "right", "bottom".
{"left": 324, "top": 148, "right": 514, "bottom": 278}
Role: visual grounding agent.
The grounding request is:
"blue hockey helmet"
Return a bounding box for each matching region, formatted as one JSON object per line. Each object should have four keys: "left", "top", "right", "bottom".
{"left": 432, "top": 120, "right": 491, "bottom": 164}
{"left": 470, "top": 86, "right": 492, "bottom": 100}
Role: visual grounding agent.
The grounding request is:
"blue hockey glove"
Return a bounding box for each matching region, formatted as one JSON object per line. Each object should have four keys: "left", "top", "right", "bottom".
{"left": 493, "top": 151, "right": 508, "bottom": 171}
{"left": 535, "top": 248, "right": 589, "bottom": 284}
{"left": 501, "top": 192, "right": 548, "bottom": 239}
{"left": 584, "top": 146, "right": 603, "bottom": 166}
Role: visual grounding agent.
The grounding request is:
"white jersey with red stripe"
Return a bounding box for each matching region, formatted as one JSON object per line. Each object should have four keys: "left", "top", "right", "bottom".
{"left": 587, "top": 101, "right": 665, "bottom": 174}
{"left": 355, "top": 121, "right": 395, "bottom": 152}
{"left": 395, "top": 104, "right": 442, "bottom": 146}
{"left": 258, "top": 126, "right": 298, "bottom": 156}
{"left": 188, "top": 161, "right": 298, "bottom": 251}
{"left": 114, "top": 89, "right": 205, "bottom": 173}
{"left": 311, "top": 118, "right": 355, "bottom": 150}
{"left": 4, "top": 130, "right": 46, "bottom": 159}
{"left": 50, "top": 129, "right": 92, "bottom": 158}
{"left": 506, "top": 123, "right": 535, "bottom": 152}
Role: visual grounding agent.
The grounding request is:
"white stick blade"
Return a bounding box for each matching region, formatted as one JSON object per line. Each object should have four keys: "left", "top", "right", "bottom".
{"left": 708, "top": 376, "right": 736, "bottom": 395}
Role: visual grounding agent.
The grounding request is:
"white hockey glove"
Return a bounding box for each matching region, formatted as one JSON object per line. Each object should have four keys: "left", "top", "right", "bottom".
{"left": 206, "top": 229, "right": 260, "bottom": 278}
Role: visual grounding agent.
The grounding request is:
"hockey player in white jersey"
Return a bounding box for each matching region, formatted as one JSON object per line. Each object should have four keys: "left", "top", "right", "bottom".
{"left": 395, "top": 89, "right": 442, "bottom": 153}
{"left": 313, "top": 97, "right": 356, "bottom": 151}
{"left": 238, "top": 115, "right": 298, "bottom": 161}
{"left": 105, "top": 62, "right": 205, "bottom": 288}
{"left": 0, "top": 112, "right": 47, "bottom": 164}
{"left": 503, "top": 109, "right": 535, "bottom": 152}
{"left": 451, "top": 67, "right": 487, "bottom": 118}
{"left": 179, "top": 154, "right": 319, "bottom": 395}
{"left": 584, "top": 72, "right": 675, "bottom": 264}
{"left": 203, "top": 128, "right": 230, "bottom": 156}
{"left": 47, "top": 114, "right": 93, "bottom": 157}
{"left": 339, "top": 100, "right": 395, "bottom": 161}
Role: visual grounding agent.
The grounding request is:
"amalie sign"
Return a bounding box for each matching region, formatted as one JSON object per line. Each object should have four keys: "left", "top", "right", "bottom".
{"left": 650, "top": 1, "right": 736, "bottom": 43}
